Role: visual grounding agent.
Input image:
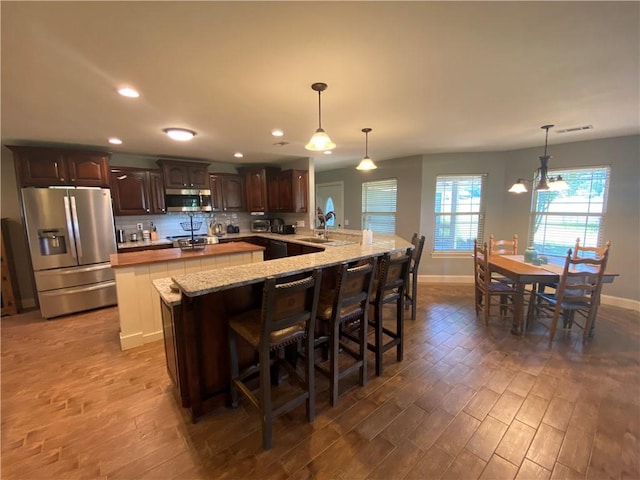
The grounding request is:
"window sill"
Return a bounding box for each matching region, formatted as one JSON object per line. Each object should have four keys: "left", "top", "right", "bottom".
{"left": 431, "top": 251, "right": 473, "bottom": 259}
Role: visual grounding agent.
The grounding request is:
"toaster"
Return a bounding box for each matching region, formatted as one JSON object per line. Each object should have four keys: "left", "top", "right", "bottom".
{"left": 250, "top": 219, "right": 271, "bottom": 232}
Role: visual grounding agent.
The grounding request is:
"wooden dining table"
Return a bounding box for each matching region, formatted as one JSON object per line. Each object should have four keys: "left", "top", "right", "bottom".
{"left": 487, "top": 254, "right": 617, "bottom": 335}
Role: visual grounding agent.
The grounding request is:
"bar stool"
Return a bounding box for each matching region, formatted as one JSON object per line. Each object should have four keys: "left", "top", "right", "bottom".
{"left": 367, "top": 249, "right": 412, "bottom": 376}
{"left": 315, "top": 257, "right": 377, "bottom": 406}
{"left": 404, "top": 233, "right": 425, "bottom": 320}
{"left": 227, "top": 268, "right": 322, "bottom": 450}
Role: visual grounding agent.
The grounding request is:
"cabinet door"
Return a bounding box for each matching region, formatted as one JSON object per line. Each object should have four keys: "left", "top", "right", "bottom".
{"left": 221, "top": 175, "right": 246, "bottom": 212}
{"left": 278, "top": 171, "right": 293, "bottom": 211}
{"left": 110, "top": 169, "right": 151, "bottom": 215}
{"left": 209, "top": 175, "right": 222, "bottom": 211}
{"left": 187, "top": 165, "right": 209, "bottom": 189}
{"left": 13, "top": 148, "right": 69, "bottom": 187}
{"left": 292, "top": 170, "right": 308, "bottom": 213}
{"left": 66, "top": 152, "right": 110, "bottom": 187}
{"left": 267, "top": 173, "right": 283, "bottom": 211}
{"left": 244, "top": 170, "right": 268, "bottom": 212}
{"left": 162, "top": 164, "right": 190, "bottom": 189}
{"left": 149, "top": 170, "right": 166, "bottom": 214}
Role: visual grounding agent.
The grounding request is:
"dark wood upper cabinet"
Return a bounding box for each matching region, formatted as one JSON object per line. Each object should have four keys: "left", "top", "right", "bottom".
{"left": 239, "top": 167, "right": 279, "bottom": 213}
{"left": 148, "top": 170, "right": 166, "bottom": 214}
{"left": 210, "top": 174, "right": 246, "bottom": 212}
{"left": 9, "top": 146, "right": 110, "bottom": 187}
{"left": 158, "top": 160, "right": 210, "bottom": 189}
{"left": 239, "top": 166, "right": 308, "bottom": 213}
{"left": 268, "top": 169, "right": 308, "bottom": 213}
{"left": 111, "top": 167, "right": 165, "bottom": 216}
{"left": 288, "top": 169, "right": 308, "bottom": 213}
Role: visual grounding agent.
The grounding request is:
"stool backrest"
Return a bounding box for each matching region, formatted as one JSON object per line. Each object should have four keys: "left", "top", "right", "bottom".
{"left": 332, "top": 257, "right": 377, "bottom": 321}
{"left": 410, "top": 233, "right": 426, "bottom": 273}
{"left": 375, "top": 248, "right": 412, "bottom": 304}
{"left": 261, "top": 269, "right": 323, "bottom": 344}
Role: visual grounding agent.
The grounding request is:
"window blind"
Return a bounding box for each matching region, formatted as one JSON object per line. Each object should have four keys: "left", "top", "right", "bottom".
{"left": 362, "top": 178, "right": 397, "bottom": 233}
{"left": 433, "top": 174, "right": 486, "bottom": 253}
{"left": 529, "top": 166, "right": 610, "bottom": 256}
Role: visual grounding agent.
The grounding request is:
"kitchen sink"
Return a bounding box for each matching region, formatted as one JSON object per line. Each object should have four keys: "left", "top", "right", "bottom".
{"left": 299, "top": 237, "right": 332, "bottom": 244}
{"left": 298, "top": 237, "right": 356, "bottom": 246}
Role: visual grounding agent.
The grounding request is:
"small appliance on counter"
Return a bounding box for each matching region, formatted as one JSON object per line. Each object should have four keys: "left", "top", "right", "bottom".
{"left": 250, "top": 219, "right": 271, "bottom": 233}
{"left": 270, "top": 218, "right": 285, "bottom": 233}
{"left": 276, "top": 224, "right": 296, "bottom": 235}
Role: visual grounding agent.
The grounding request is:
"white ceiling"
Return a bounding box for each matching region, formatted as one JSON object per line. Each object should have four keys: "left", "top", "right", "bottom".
{"left": 2, "top": 2, "right": 638, "bottom": 171}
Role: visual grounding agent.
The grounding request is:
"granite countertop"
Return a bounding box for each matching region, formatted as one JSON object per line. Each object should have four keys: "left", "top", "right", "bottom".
{"left": 171, "top": 233, "right": 412, "bottom": 298}
{"left": 110, "top": 241, "right": 264, "bottom": 268}
{"left": 153, "top": 277, "right": 182, "bottom": 306}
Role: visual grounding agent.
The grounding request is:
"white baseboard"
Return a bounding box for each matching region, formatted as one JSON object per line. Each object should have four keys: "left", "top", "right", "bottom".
{"left": 119, "top": 331, "right": 143, "bottom": 351}
{"left": 418, "top": 275, "right": 640, "bottom": 312}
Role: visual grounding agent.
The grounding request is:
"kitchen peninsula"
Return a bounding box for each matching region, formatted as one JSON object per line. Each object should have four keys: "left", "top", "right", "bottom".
{"left": 152, "top": 232, "right": 413, "bottom": 420}
{"left": 110, "top": 241, "right": 265, "bottom": 350}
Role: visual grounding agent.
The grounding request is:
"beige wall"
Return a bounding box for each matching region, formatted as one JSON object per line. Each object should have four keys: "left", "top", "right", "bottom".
{"left": 318, "top": 135, "right": 640, "bottom": 303}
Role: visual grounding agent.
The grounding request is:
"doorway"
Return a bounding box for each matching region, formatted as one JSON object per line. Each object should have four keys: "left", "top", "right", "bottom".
{"left": 316, "top": 181, "right": 344, "bottom": 229}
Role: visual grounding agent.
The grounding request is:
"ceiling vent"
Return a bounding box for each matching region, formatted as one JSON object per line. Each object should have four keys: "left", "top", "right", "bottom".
{"left": 273, "top": 141, "right": 290, "bottom": 147}
{"left": 556, "top": 125, "right": 593, "bottom": 134}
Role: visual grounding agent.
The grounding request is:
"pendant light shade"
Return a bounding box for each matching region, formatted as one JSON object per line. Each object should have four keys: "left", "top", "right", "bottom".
{"left": 305, "top": 83, "right": 336, "bottom": 151}
{"left": 356, "top": 128, "right": 378, "bottom": 170}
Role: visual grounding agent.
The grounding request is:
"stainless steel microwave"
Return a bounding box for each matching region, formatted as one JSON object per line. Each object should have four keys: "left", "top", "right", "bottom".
{"left": 164, "top": 188, "right": 213, "bottom": 212}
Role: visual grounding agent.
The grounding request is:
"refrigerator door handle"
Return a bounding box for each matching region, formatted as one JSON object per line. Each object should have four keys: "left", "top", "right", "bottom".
{"left": 70, "top": 195, "right": 83, "bottom": 260}
{"left": 63, "top": 195, "right": 77, "bottom": 260}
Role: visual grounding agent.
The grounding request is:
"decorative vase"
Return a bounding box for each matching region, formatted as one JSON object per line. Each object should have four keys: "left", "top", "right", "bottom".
{"left": 524, "top": 247, "right": 538, "bottom": 264}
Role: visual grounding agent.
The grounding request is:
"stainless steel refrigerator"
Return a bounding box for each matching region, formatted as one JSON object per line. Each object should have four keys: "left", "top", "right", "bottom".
{"left": 21, "top": 187, "right": 117, "bottom": 318}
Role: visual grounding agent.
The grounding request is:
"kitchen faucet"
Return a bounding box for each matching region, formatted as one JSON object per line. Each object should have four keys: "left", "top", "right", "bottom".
{"left": 316, "top": 207, "right": 335, "bottom": 239}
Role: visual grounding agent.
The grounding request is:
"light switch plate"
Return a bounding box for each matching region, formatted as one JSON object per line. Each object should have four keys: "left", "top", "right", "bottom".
{"left": 136, "top": 223, "right": 143, "bottom": 230}
{"left": 296, "top": 220, "right": 305, "bottom": 227}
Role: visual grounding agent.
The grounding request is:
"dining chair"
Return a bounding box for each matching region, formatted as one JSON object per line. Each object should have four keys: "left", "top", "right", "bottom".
{"left": 573, "top": 237, "right": 611, "bottom": 260}
{"left": 404, "top": 233, "right": 426, "bottom": 320}
{"left": 227, "top": 268, "right": 322, "bottom": 450}
{"left": 474, "top": 240, "right": 519, "bottom": 326}
{"left": 527, "top": 245, "right": 610, "bottom": 343}
{"left": 489, "top": 233, "right": 518, "bottom": 255}
{"left": 314, "top": 257, "right": 377, "bottom": 406}
{"left": 367, "top": 249, "right": 412, "bottom": 376}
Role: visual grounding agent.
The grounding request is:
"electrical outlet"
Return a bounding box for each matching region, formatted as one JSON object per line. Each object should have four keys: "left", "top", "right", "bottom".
{"left": 136, "top": 223, "right": 143, "bottom": 230}
{"left": 296, "top": 220, "right": 305, "bottom": 227}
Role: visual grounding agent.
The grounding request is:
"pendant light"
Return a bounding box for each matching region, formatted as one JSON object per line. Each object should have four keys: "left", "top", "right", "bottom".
{"left": 508, "top": 124, "right": 569, "bottom": 193}
{"left": 305, "top": 82, "right": 336, "bottom": 151}
{"left": 356, "top": 128, "right": 377, "bottom": 170}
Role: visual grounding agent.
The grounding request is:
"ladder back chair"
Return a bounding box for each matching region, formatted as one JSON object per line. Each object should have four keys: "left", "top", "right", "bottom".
{"left": 404, "top": 233, "right": 426, "bottom": 321}
{"left": 227, "top": 268, "right": 322, "bottom": 450}
{"left": 528, "top": 245, "right": 610, "bottom": 343}
{"left": 489, "top": 233, "right": 518, "bottom": 255}
{"left": 474, "top": 240, "right": 518, "bottom": 326}
{"left": 315, "top": 256, "right": 377, "bottom": 406}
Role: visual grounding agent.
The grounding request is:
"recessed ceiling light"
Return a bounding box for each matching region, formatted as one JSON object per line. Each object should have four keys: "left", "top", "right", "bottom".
{"left": 108, "top": 138, "right": 123, "bottom": 145}
{"left": 118, "top": 87, "right": 140, "bottom": 98}
{"left": 234, "top": 152, "right": 244, "bottom": 158}
{"left": 323, "top": 150, "right": 332, "bottom": 155}
{"left": 163, "top": 128, "right": 196, "bottom": 141}
{"left": 271, "top": 129, "right": 284, "bottom": 137}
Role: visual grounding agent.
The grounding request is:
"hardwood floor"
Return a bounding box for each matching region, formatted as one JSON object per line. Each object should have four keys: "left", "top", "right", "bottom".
{"left": 2, "top": 284, "right": 639, "bottom": 479}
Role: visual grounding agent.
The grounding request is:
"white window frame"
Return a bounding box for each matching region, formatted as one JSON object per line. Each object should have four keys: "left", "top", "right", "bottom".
{"left": 529, "top": 165, "right": 610, "bottom": 256}
{"left": 361, "top": 178, "right": 397, "bottom": 234}
{"left": 433, "top": 174, "right": 486, "bottom": 256}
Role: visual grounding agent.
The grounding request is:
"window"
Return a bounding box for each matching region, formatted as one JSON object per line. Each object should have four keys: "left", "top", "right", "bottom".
{"left": 362, "top": 178, "right": 397, "bottom": 233}
{"left": 433, "top": 174, "right": 486, "bottom": 253}
{"left": 529, "top": 166, "right": 610, "bottom": 256}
